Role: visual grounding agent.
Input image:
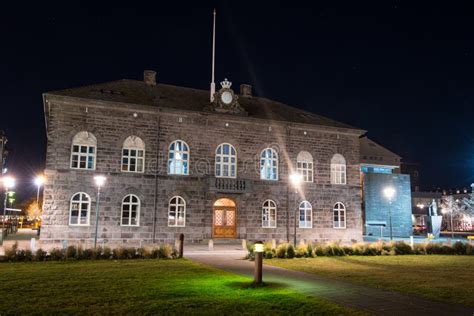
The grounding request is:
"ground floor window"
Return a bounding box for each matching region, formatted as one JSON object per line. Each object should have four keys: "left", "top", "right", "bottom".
{"left": 299, "top": 201, "right": 312, "bottom": 228}
{"left": 262, "top": 199, "right": 277, "bottom": 228}
{"left": 69, "top": 192, "right": 91, "bottom": 226}
{"left": 121, "top": 194, "right": 140, "bottom": 226}
{"left": 168, "top": 196, "right": 186, "bottom": 227}
{"left": 333, "top": 202, "right": 346, "bottom": 228}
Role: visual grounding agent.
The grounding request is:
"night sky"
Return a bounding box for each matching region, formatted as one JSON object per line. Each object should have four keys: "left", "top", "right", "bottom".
{"left": 2, "top": 1, "right": 474, "bottom": 201}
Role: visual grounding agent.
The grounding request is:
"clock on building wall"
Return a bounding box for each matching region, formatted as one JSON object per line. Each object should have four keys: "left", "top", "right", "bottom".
{"left": 205, "top": 78, "right": 247, "bottom": 115}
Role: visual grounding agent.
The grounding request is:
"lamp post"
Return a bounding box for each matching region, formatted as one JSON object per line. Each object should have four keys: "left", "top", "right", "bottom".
{"left": 289, "top": 173, "right": 303, "bottom": 246}
{"left": 93, "top": 175, "right": 106, "bottom": 248}
{"left": 34, "top": 175, "right": 45, "bottom": 204}
{"left": 383, "top": 186, "right": 396, "bottom": 241}
{"left": 1, "top": 176, "right": 15, "bottom": 229}
{"left": 253, "top": 241, "right": 264, "bottom": 285}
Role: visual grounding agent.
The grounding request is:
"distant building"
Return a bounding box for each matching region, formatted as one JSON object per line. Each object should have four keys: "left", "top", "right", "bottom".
{"left": 360, "top": 137, "right": 413, "bottom": 238}
{"left": 401, "top": 162, "right": 420, "bottom": 192}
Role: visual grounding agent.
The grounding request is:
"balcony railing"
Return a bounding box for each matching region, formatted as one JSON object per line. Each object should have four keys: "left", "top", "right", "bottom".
{"left": 210, "top": 177, "right": 251, "bottom": 193}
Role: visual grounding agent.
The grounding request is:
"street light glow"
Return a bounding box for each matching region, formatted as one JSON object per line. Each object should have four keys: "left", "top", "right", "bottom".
{"left": 34, "top": 175, "right": 46, "bottom": 187}
{"left": 2, "top": 176, "right": 15, "bottom": 190}
{"left": 94, "top": 175, "right": 107, "bottom": 188}
{"left": 383, "top": 186, "right": 396, "bottom": 200}
{"left": 289, "top": 173, "right": 303, "bottom": 187}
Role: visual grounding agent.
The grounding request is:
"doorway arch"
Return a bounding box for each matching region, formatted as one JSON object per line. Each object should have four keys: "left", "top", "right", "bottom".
{"left": 213, "top": 198, "right": 237, "bottom": 238}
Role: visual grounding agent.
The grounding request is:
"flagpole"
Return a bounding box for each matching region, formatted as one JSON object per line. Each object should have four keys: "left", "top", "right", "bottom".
{"left": 210, "top": 8, "right": 216, "bottom": 102}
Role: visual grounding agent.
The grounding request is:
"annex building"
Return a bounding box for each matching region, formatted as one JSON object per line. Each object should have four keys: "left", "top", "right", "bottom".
{"left": 41, "top": 71, "right": 410, "bottom": 247}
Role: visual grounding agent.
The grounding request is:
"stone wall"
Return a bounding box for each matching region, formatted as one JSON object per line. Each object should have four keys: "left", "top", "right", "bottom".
{"left": 363, "top": 173, "right": 412, "bottom": 237}
{"left": 41, "top": 95, "right": 363, "bottom": 246}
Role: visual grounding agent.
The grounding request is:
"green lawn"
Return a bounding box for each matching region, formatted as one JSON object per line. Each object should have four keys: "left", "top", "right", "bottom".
{"left": 0, "top": 259, "right": 362, "bottom": 315}
{"left": 266, "top": 256, "right": 474, "bottom": 307}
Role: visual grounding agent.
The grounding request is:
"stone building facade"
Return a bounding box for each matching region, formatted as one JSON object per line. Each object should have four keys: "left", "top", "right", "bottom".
{"left": 41, "top": 72, "right": 366, "bottom": 247}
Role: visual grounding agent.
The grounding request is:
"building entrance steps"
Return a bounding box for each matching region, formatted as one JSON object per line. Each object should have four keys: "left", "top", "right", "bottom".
{"left": 185, "top": 247, "right": 474, "bottom": 316}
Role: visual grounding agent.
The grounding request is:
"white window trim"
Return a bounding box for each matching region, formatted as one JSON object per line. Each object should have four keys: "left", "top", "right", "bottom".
{"left": 168, "top": 196, "right": 186, "bottom": 227}
{"left": 331, "top": 154, "right": 347, "bottom": 185}
{"left": 215, "top": 143, "right": 237, "bottom": 179}
{"left": 299, "top": 201, "right": 313, "bottom": 229}
{"left": 262, "top": 199, "right": 277, "bottom": 228}
{"left": 69, "top": 192, "right": 91, "bottom": 226}
{"left": 296, "top": 151, "right": 314, "bottom": 183}
{"left": 260, "top": 148, "right": 279, "bottom": 181}
{"left": 121, "top": 194, "right": 140, "bottom": 227}
{"left": 333, "top": 202, "right": 347, "bottom": 229}
{"left": 168, "top": 140, "right": 190, "bottom": 175}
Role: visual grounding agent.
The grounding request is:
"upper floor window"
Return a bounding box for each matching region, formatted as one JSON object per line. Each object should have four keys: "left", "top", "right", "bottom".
{"left": 168, "top": 140, "right": 189, "bottom": 175}
{"left": 331, "top": 154, "right": 346, "bottom": 185}
{"left": 168, "top": 196, "right": 186, "bottom": 227}
{"left": 260, "top": 148, "right": 278, "bottom": 180}
{"left": 122, "top": 136, "right": 145, "bottom": 173}
{"left": 70, "top": 131, "right": 96, "bottom": 170}
{"left": 299, "top": 201, "right": 312, "bottom": 228}
{"left": 297, "top": 151, "right": 313, "bottom": 182}
{"left": 262, "top": 199, "right": 277, "bottom": 228}
{"left": 69, "top": 192, "right": 91, "bottom": 226}
{"left": 215, "top": 143, "right": 237, "bottom": 178}
{"left": 121, "top": 194, "right": 140, "bottom": 226}
{"left": 333, "top": 202, "right": 346, "bottom": 229}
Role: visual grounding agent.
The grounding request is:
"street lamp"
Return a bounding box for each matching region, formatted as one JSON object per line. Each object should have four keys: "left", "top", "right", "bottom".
{"left": 93, "top": 175, "right": 106, "bottom": 248}
{"left": 289, "top": 173, "right": 303, "bottom": 246}
{"left": 34, "top": 175, "right": 46, "bottom": 204}
{"left": 383, "top": 186, "right": 396, "bottom": 241}
{"left": 1, "top": 176, "right": 15, "bottom": 228}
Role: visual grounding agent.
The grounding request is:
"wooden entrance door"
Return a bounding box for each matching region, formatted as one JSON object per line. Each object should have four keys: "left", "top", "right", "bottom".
{"left": 213, "top": 198, "right": 237, "bottom": 238}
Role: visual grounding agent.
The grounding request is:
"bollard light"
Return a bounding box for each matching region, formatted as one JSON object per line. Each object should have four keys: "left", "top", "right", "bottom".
{"left": 253, "top": 241, "right": 264, "bottom": 286}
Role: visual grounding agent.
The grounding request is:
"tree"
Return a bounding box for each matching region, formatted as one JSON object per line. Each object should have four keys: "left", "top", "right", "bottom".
{"left": 26, "top": 201, "right": 42, "bottom": 221}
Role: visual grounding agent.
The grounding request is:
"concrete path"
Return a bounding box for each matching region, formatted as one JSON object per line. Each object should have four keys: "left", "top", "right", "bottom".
{"left": 185, "top": 245, "right": 474, "bottom": 316}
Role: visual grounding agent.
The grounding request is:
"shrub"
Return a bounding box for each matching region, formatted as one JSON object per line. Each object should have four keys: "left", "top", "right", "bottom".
{"left": 425, "top": 243, "right": 442, "bottom": 255}
{"left": 295, "top": 246, "right": 307, "bottom": 258}
{"left": 466, "top": 243, "right": 474, "bottom": 255}
{"left": 112, "top": 247, "right": 127, "bottom": 260}
{"left": 440, "top": 245, "right": 455, "bottom": 255}
{"left": 306, "top": 243, "right": 314, "bottom": 257}
{"left": 102, "top": 247, "right": 112, "bottom": 259}
{"left": 331, "top": 244, "right": 345, "bottom": 256}
{"left": 413, "top": 244, "right": 426, "bottom": 255}
{"left": 81, "top": 248, "right": 93, "bottom": 260}
{"left": 314, "top": 245, "right": 324, "bottom": 256}
{"left": 158, "top": 244, "right": 173, "bottom": 259}
{"left": 65, "top": 246, "right": 77, "bottom": 260}
{"left": 246, "top": 241, "right": 255, "bottom": 260}
{"left": 276, "top": 243, "right": 287, "bottom": 258}
{"left": 393, "top": 242, "right": 413, "bottom": 255}
{"left": 286, "top": 244, "right": 295, "bottom": 258}
{"left": 453, "top": 241, "right": 466, "bottom": 255}
{"left": 264, "top": 250, "right": 274, "bottom": 259}
{"left": 5, "top": 242, "right": 18, "bottom": 261}
{"left": 362, "top": 245, "right": 377, "bottom": 256}
{"left": 35, "top": 249, "right": 47, "bottom": 261}
{"left": 342, "top": 246, "right": 353, "bottom": 255}
{"left": 136, "top": 247, "right": 151, "bottom": 259}
{"left": 49, "top": 248, "right": 64, "bottom": 261}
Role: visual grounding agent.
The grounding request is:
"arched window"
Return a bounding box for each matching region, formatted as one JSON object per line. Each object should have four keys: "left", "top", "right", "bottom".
{"left": 69, "top": 192, "right": 91, "bottom": 226}
{"left": 331, "top": 154, "right": 346, "bottom": 185}
{"left": 297, "top": 151, "right": 313, "bottom": 182}
{"left": 121, "top": 194, "right": 140, "bottom": 226}
{"left": 168, "top": 196, "right": 186, "bottom": 227}
{"left": 215, "top": 143, "right": 237, "bottom": 178}
{"left": 70, "top": 131, "right": 97, "bottom": 170}
{"left": 299, "top": 201, "right": 312, "bottom": 228}
{"left": 122, "top": 136, "right": 145, "bottom": 173}
{"left": 262, "top": 200, "right": 277, "bottom": 228}
{"left": 260, "top": 148, "right": 278, "bottom": 180}
{"left": 333, "top": 202, "right": 346, "bottom": 229}
{"left": 168, "top": 140, "right": 189, "bottom": 175}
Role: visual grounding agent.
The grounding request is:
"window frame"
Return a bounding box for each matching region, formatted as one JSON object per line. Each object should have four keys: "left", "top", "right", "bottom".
{"left": 70, "top": 132, "right": 97, "bottom": 170}
{"left": 69, "top": 192, "right": 91, "bottom": 226}
{"left": 121, "top": 136, "right": 145, "bottom": 173}
{"left": 168, "top": 196, "right": 186, "bottom": 227}
{"left": 215, "top": 143, "right": 237, "bottom": 178}
{"left": 121, "top": 194, "right": 141, "bottom": 227}
{"left": 262, "top": 199, "right": 277, "bottom": 228}
{"left": 167, "top": 140, "right": 190, "bottom": 175}
{"left": 299, "top": 200, "right": 312, "bottom": 229}
{"left": 296, "top": 151, "right": 314, "bottom": 183}
{"left": 331, "top": 154, "right": 347, "bottom": 185}
{"left": 260, "top": 148, "right": 279, "bottom": 181}
{"left": 333, "top": 202, "right": 346, "bottom": 229}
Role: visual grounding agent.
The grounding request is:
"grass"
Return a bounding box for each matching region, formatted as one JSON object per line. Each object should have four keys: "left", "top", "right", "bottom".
{"left": 0, "top": 259, "right": 362, "bottom": 315}
{"left": 266, "top": 255, "right": 474, "bottom": 307}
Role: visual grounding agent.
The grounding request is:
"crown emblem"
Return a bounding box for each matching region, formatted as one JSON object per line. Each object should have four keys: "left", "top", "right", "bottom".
{"left": 220, "top": 78, "right": 232, "bottom": 89}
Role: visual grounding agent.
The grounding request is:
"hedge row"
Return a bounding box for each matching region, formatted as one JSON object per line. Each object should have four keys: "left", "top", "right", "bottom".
{"left": 247, "top": 241, "right": 474, "bottom": 259}
{"left": 0, "top": 242, "right": 178, "bottom": 262}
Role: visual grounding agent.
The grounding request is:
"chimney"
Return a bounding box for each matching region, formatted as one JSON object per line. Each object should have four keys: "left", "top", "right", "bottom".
{"left": 144, "top": 70, "right": 157, "bottom": 86}
{"left": 240, "top": 84, "right": 252, "bottom": 97}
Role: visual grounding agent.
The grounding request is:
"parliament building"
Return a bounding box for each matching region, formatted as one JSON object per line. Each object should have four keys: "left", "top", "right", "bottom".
{"left": 41, "top": 71, "right": 409, "bottom": 247}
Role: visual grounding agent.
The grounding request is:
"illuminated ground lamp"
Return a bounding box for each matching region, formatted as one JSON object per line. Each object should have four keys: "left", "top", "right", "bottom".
{"left": 254, "top": 241, "right": 264, "bottom": 286}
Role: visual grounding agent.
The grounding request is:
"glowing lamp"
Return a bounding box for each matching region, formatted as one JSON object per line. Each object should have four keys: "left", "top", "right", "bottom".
{"left": 94, "top": 175, "right": 107, "bottom": 188}
{"left": 34, "top": 175, "right": 46, "bottom": 187}
{"left": 254, "top": 242, "right": 264, "bottom": 253}
{"left": 2, "top": 176, "right": 15, "bottom": 190}
{"left": 383, "top": 186, "right": 396, "bottom": 200}
{"left": 289, "top": 173, "right": 303, "bottom": 187}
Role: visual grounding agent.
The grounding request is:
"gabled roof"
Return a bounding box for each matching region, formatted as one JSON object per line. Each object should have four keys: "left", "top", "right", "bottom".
{"left": 360, "top": 137, "right": 401, "bottom": 167}
{"left": 45, "top": 79, "right": 361, "bottom": 131}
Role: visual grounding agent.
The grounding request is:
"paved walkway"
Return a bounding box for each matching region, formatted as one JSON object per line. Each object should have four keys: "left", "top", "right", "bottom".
{"left": 185, "top": 245, "right": 474, "bottom": 316}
